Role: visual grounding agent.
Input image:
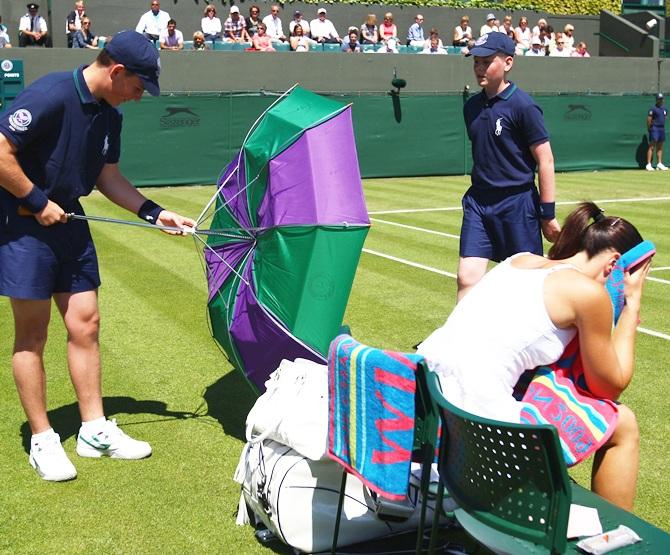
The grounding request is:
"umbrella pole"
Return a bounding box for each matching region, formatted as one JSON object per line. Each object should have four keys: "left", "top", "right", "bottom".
{"left": 65, "top": 213, "right": 240, "bottom": 238}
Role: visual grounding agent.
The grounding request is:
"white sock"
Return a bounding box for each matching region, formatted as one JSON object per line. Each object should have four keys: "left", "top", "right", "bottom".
{"left": 81, "top": 416, "right": 107, "bottom": 435}
{"left": 31, "top": 427, "right": 56, "bottom": 445}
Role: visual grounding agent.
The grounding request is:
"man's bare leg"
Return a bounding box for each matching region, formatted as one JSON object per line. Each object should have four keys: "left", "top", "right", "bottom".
{"left": 54, "top": 290, "right": 104, "bottom": 423}
{"left": 11, "top": 298, "right": 53, "bottom": 434}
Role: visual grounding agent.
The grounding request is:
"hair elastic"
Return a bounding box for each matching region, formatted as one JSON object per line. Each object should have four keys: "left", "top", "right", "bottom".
{"left": 593, "top": 209, "right": 605, "bottom": 223}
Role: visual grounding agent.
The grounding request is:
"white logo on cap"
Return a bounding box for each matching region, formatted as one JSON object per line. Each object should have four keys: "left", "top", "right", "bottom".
{"left": 8, "top": 108, "right": 32, "bottom": 132}
{"left": 474, "top": 35, "right": 488, "bottom": 46}
{"left": 1, "top": 59, "right": 13, "bottom": 72}
{"left": 102, "top": 134, "right": 109, "bottom": 157}
{"left": 495, "top": 117, "right": 503, "bottom": 136}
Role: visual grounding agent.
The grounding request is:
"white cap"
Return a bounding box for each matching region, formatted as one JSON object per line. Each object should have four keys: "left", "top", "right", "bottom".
{"left": 230, "top": 6, "right": 239, "bottom": 13}
{"left": 486, "top": 13, "right": 495, "bottom": 21}
{"left": 317, "top": 8, "right": 326, "bottom": 14}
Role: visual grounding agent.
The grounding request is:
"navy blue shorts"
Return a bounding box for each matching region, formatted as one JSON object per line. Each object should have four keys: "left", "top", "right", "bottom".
{"left": 0, "top": 201, "right": 100, "bottom": 300}
{"left": 459, "top": 185, "right": 542, "bottom": 262}
{"left": 649, "top": 127, "right": 665, "bottom": 143}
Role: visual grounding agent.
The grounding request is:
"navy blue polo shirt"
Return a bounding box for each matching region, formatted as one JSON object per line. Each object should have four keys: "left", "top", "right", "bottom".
{"left": 648, "top": 105, "right": 667, "bottom": 128}
{"left": 463, "top": 82, "right": 548, "bottom": 191}
{"left": 0, "top": 65, "right": 122, "bottom": 212}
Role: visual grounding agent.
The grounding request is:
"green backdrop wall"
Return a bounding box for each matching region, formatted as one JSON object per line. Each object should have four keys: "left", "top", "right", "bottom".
{"left": 117, "top": 92, "right": 651, "bottom": 186}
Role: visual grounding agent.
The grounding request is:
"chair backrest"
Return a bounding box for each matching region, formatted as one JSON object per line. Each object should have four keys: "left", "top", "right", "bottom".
{"left": 426, "top": 371, "right": 571, "bottom": 554}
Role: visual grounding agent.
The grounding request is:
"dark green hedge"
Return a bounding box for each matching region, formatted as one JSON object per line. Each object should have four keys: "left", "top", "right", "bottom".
{"left": 279, "top": 0, "right": 621, "bottom": 16}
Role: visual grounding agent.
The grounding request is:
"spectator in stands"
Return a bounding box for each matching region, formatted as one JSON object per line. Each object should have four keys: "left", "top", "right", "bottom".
{"left": 310, "top": 8, "right": 340, "bottom": 44}
{"left": 289, "top": 24, "right": 315, "bottom": 51}
{"left": 379, "top": 12, "right": 397, "bottom": 42}
{"left": 341, "top": 28, "right": 361, "bottom": 53}
{"left": 453, "top": 15, "right": 472, "bottom": 48}
{"left": 252, "top": 22, "right": 275, "bottom": 51}
{"left": 72, "top": 16, "right": 100, "bottom": 49}
{"left": 545, "top": 25, "right": 557, "bottom": 46}
{"left": 479, "top": 13, "right": 497, "bottom": 37}
{"left": 136, "top": 0, "right": 170, "bottom": 44}
{"left": 66, "top": 1, "right": 85, "bottom": 48}
{"left": 500, "top": 15, "right": 513, "bottom": 36}
{"left": 289, "top": 11, "right": 310, "bottom": 37}
{"left": 532, "top": 18, "right": 547, "bottom": 36}
{"left": 563, "top": 24, "right": 576, "bottom": 50}
{"left": 246, "top": 6, "right": 261, "bottom": 38}
{"left": 360, "top": 14, "right": 378, "bottom": 45}
{"left": 406, "top": 14, "right": 424, "bottom": 47}
{"left": 514, "top": 16, "right": 531, "bottom": 54}
{"left": 201, "top": 4, "right": 222, "bottom": 42}
{"left": 571, "top": 41, "right": 590, "bottom": 57}
{"left": 423, "top": 28, "right": 444, "bottom": 51}
{"left": 376, "top": 37, "right": 399, "bottom": 54}
{"left": 421, "top": 35, "right": 447, "bottom": 54}
{"left": 224, "top": 6, "right": 250, "bottom": 43}
{"left": 263, "top": 4, "right": 286, "bottom": 42}
{"left": 646, "top": 93, "right": 667, "bottom": 171}
{"left": 525, "top": 34, "right": 545, "bottom": 56}
{"left": 538, "top": 27, "right": 552, "bottom": 53}
{"left": 192, "top": 30, "right": 208, "bottom": 50}
{"left": 0, "top": 16, "right": 12, "bottom": 48}
{"left": 160, "top": 19, "right": 183, "bottom": 50}
{"left": 549, "top": 32, "right": 570, "bottom": 57}
{"left": 19, "top": 3, "right": 51, "bottom": 47}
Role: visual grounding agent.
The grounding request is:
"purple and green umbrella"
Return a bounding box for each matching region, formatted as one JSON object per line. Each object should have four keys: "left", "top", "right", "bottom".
{"left": 197, "top": 87, "right": 370, "bottom": 392}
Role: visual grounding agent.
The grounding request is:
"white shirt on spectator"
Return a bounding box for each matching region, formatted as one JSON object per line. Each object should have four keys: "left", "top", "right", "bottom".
{"left": 262, "top": 14, "right": 284, "bottom": 39}
{"left": 201, "top": 16, "right": 222, "bottom": 36}
{"left": 310, "top": 18, "right": 339, "bottom": 41}
{"left": 479, "top": 24, "right": 497, "bottom": 37}
{"left": 0, "top": 31, "right": 11, "bottom": 47}
{"left": 289, "top": 19, "right": 310, "bottom": 37}
{"left": 549, "top": 47, "right": 571, "bottom": 57}
{"left": 19, "top": 13, "right": 48, "bottom": 33}
{"left": 136, "top": 9, "right": 171, "bottom": 36}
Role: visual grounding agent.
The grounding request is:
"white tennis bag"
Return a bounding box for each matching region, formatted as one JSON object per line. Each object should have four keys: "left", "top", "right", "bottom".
{"left": 234, "top": 439, "right": 442, "bottom": 553}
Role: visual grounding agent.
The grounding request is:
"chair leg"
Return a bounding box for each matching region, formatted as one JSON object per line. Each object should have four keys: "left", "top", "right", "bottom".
{"left": 427, "top": 481, "right": 445, "bottom": 554}
{"left": 331, "top": 469, "right": 348, "bottom": 554}
{"left": 415, "top": 443, "right": 433, "bottom": 554}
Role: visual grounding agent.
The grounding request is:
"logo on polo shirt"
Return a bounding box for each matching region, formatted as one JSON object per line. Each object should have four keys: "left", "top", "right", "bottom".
{"left": 8, "top": 108, "right": 32, "bottom": 132}
{"left": 102, "top": 134, "right": 109, "bottom": 157}
{"left": 495, "top": 117, "right": 503, "bottom": 136}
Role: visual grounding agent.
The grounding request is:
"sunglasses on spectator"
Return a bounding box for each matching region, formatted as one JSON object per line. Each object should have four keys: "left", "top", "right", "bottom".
{"left": 557, "top": 41, "right": 564, "bottom": 45}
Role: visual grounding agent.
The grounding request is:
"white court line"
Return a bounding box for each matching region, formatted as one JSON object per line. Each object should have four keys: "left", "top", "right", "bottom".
{"left": 651, "top": 267, "right": 670, "bottom": 272}
{"left": 362, "top": 248, "right": 457, "bottom": 278}
{"left": 362, "top": 248, "right": 669, "bottom": 341}
{"left": 648, "top": 277, "right": 670, "bottom": 285}
{"left": 369, "top": 195, "right": 670, "bottom": 215}
{"left": 369, "top": 218, "right": 460, "bottom": 239}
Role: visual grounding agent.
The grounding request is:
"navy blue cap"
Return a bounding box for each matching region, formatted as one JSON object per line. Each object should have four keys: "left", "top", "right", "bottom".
{"left": 467, "top": 32, "right": 515, "bottom": 57}
{"left": 105, "top": 30, "right": 160, "bottom": 96}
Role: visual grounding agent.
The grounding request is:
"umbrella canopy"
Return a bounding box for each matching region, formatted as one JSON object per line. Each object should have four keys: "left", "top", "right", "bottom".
{"left": 200, "top": 87, "right": 370, "bottom": 392}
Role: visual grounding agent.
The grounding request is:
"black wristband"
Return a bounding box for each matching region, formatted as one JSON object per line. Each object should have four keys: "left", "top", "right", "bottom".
{"left": 137, "top": 199, "right": 164, "bottom": 224}
{"left": 19, "top": 185, "right": 49, "bottom": 214}
{"left": 539, "top": 202, "right": 556, "bottom": 220}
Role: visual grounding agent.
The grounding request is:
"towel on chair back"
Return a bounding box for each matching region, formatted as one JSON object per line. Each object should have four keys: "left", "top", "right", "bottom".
{"left": 328, "top": 334, "right": 422, "bottom": 501}
{"left": 519, "top": 240, "right": 656, "bottom": 466}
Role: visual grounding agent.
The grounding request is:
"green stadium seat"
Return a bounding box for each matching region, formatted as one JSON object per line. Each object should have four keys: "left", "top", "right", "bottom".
{"left": 183, "top": 41, "right": 193, "bottom": 50}
{"left": 361, "top": 43, "right": 377, "bottom": 53}
{"left": 213, "top": 41, "right": 246, "bottom": 51}
{"left": 322, "top": 42, "right": 341, "bottom": 52}
{"left": 446, "top": 46, "right": 465, "bottom": 55}
{"left": 406, "top": 45, "right": 423, "bottom": 54}
{"left": 274, "top": 42, "right": 290, "bottom": 52}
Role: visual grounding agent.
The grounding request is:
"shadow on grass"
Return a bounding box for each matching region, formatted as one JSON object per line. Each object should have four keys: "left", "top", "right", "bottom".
{"left": 202, "top": 369, "right": 258, "bottom": 443}
{"left": 20, "top": 396, "right": 196, "bottom": 454}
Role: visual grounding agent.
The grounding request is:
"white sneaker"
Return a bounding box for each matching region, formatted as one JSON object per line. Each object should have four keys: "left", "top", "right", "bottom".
{"left": 646, "top": 163, "right": 655, "bottom": 171}
{"left": 76, "top": 418, "right": 152, "bottom": 460}
{"left": 657, "top": 163, "right": 668, "bottom": 171}
{"left": 29, "top": 431, "right": 77, "bottom": 482}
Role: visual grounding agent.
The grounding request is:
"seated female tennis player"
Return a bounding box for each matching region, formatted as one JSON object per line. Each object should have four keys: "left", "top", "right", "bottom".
{"left": 418, "top": 202, "right": 651, "bottom": 510}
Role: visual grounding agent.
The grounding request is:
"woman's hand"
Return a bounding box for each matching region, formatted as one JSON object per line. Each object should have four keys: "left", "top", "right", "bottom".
{"left": 623, "top": 258, "right": 652, "bottom": 310}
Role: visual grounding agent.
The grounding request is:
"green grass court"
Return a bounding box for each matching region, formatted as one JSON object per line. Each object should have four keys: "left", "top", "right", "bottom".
{"left": 1, "top": 169, "right": 668, "bottom": 553}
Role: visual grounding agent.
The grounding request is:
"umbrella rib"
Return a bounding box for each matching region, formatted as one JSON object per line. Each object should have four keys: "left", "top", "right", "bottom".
{"left": 193, "top": 232, "right": 252, "bottom": 288}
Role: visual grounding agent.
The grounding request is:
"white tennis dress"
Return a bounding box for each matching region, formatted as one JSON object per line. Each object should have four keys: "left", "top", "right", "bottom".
{"left": 418, "top": 254, "right": 577, "bottom": 423}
